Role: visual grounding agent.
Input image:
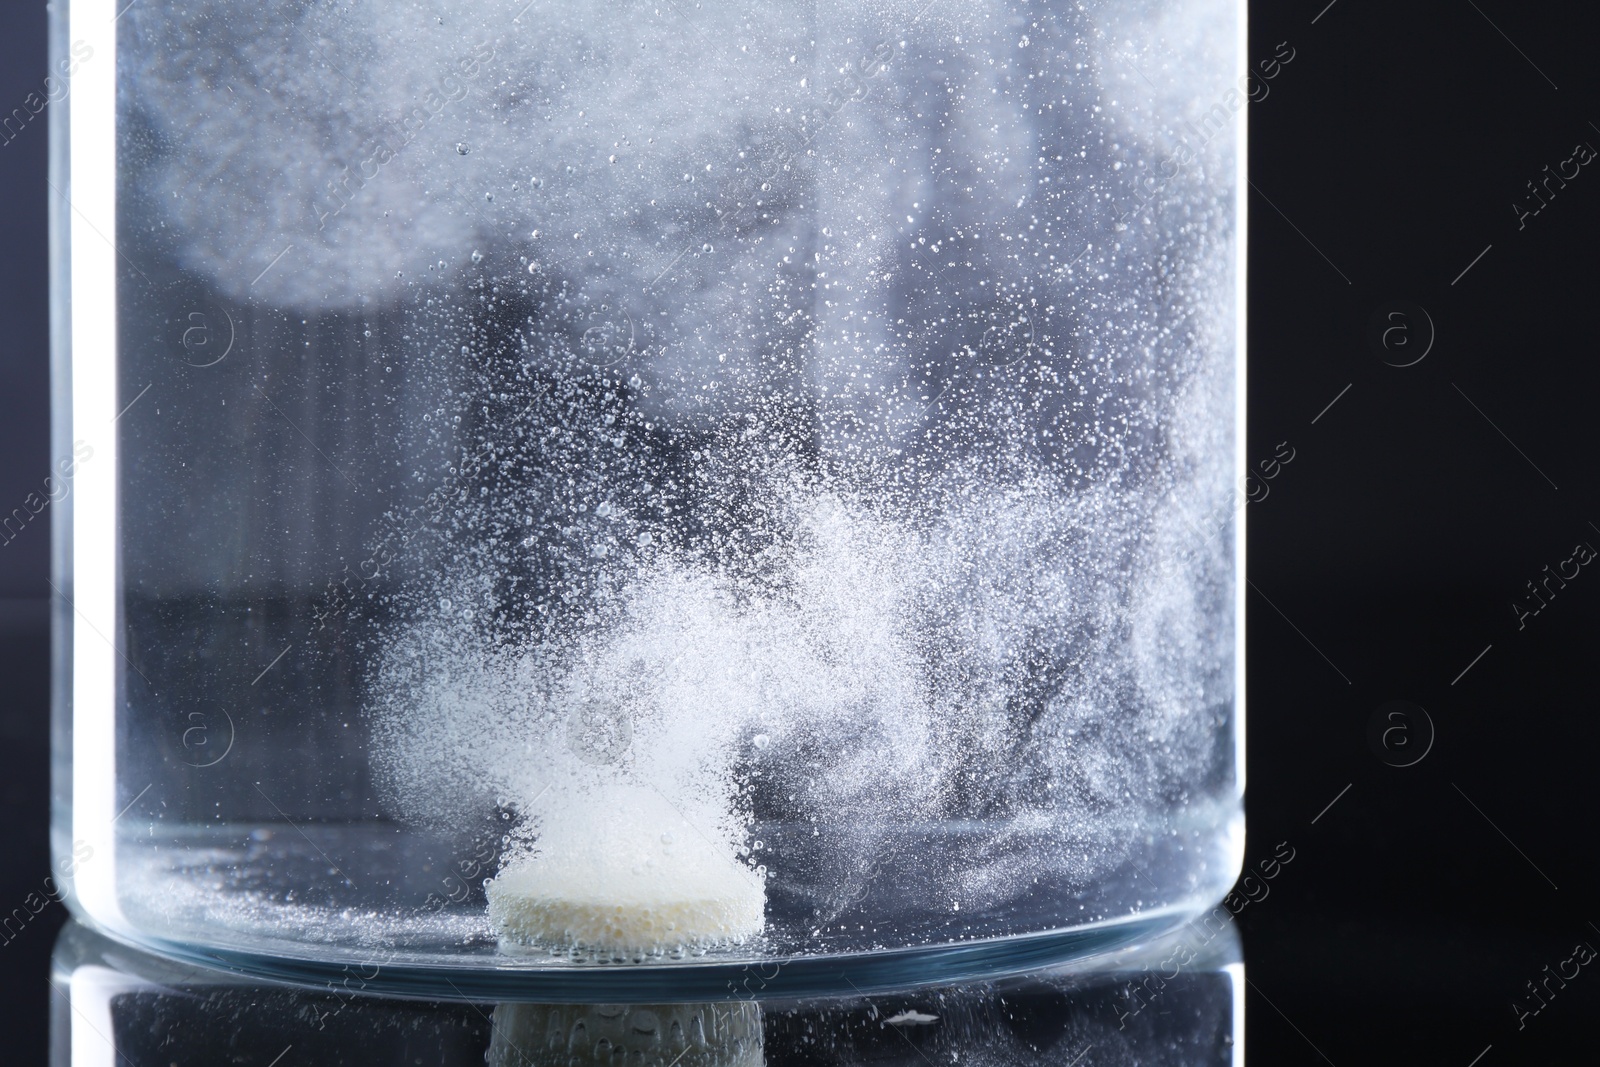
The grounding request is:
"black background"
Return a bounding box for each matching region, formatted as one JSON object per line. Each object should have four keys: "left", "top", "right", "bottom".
{"left": 4, "top": 1, "right": 1600, "bottom": 1063}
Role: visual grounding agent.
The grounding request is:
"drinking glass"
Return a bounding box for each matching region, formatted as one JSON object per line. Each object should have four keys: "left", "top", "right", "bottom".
{"left": 52, "top": 0, "right": 1245, "bottom": 994}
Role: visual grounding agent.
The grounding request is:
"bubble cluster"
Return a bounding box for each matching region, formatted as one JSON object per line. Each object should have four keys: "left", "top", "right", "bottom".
{"left": 123, "top": 0, "right": 1239, "bottom": 949}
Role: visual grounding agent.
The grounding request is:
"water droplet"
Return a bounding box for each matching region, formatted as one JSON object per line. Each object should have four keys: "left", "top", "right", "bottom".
{"left": 471, "top": 249, "right": 484, "bottom": 264}
{"left": 527, "top": 261, "right": 539, "bottom": 274}
{"left": 701, "top": 243, "right": 713, "bottom": 254}
{"left": 438, "top": 597, "right": 453, "bottom": 612}
{"left": 455, "top": 143, "right": 470, "bottom": 155}
{"left": 660, "top": 832, "right": 674, "bottom": 844}
{"left": 636, "top": 532, "right": 653, "bottom": 547}
{"left": 596, "top": 501, "right": 614, "bottom": 518}
{"left": 753, "top": 733, "right": 770, "bottom": 749}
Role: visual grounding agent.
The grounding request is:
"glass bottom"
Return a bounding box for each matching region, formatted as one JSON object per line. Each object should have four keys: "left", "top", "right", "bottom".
{"left": 81, "top": 905, "right": 1212, "bottom": 1000}
{"left": 84, "top": 805, "right": 1240, "bottom": 999}
{"left": 54, "top": 918, "right": 1243, "bottom": 1067}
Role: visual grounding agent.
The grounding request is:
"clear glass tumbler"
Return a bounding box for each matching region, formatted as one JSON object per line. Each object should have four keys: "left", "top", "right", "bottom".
{"left": 52, "top": 0, "right": 1244, "bottom": 995}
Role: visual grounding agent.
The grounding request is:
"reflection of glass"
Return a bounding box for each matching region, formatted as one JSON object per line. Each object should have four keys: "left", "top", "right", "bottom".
{"left": 489, "top": 1004, "right": 764, "bottom": 1067}
{"left": 50, "top": 920, "right": 1242, "bottom": 1066}
{"left": 55, "top": 0, "right": 1243, "bottom": 987}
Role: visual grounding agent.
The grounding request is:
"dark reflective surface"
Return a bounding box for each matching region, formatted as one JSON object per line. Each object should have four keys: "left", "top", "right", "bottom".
{"left": 50, "top": 920, "right": 1240, "bottom": 1066}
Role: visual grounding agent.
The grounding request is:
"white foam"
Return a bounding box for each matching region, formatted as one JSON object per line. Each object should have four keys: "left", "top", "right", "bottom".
{"left": 485, "top": 784, "right": 764, "bottom": 953}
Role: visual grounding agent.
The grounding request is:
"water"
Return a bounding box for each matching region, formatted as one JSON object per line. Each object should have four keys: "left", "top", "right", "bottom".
{"left": 68, "top": 0, "right": 1242, "bottom": 985}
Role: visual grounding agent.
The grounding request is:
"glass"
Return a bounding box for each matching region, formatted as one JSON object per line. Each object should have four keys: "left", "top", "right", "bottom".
{"left": 52, "top": 0, "right": 1244, "bottom": 992}
{"left": 50, "top": 919, "right": 1242, "bottom": 1065}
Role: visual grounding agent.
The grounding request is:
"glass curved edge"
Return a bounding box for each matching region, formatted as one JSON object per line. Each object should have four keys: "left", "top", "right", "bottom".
{"left": 73, "top": 908, "right": 1203, "bottom": 1002}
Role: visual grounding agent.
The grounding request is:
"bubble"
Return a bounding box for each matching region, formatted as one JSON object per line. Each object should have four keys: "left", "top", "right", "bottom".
{"left": 752, "top": 733, "right": 770, "bottom": 750}
{"left": 455, "top": 143, "right": 470, "bottom": 155}
{"left": 471, "top": 250, "right": 484, "bottom": 264}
